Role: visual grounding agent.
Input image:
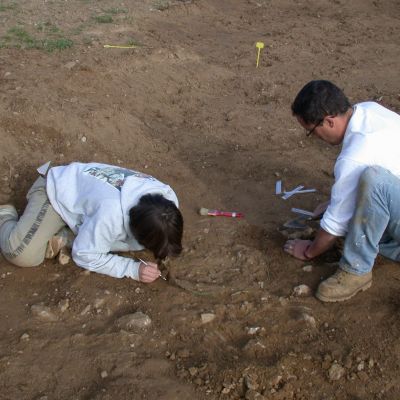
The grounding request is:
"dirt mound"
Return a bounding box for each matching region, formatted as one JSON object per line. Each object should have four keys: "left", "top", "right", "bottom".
{"left": 1, "top": 1, "right": 400, "bottom": 399}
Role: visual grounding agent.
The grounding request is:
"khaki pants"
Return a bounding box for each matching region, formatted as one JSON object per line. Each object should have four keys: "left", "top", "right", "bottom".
{"left": 0, "top": 177, "right": 66, "bottom": 267}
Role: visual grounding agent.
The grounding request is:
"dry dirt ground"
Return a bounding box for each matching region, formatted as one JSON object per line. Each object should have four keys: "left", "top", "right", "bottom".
{"left": 1, "top": 1, "right": 400, "bottom": 399}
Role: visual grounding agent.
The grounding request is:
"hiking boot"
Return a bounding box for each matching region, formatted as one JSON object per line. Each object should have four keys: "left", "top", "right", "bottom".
{"left": 316, "top": 269, "right": 372, "bottom": 302}
{"left": 0, "top": 204, "right": 18, "bottom": 228}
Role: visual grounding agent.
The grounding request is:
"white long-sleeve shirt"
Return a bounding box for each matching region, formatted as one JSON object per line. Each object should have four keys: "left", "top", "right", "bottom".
{"left": 46, "top": 162, "right": 179, "bottom": 280}
{"left": 321, "top": 102, "right": 400, "bottom": 236}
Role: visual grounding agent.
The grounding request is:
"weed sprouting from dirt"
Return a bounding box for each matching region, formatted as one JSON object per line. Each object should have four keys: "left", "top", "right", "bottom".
{"left": 127, "top": 38, "right": 142, "bottom": 47}
{"left": 94, "top": 14, "right": 113, "bottom": 23}
{"left": 153, "top": 0, "right": 170, "bottom": 11}
{"left": 103, "top": 7, "right": 128, "bottom": 15}
{"left": 0, "top": 2, "right": 16, "bottom": 12}
{"left": 42, "top": 38, "right": 73, "bottom": 51}
{"left": 2, "top": 26, "right": 73, "bottom": 51}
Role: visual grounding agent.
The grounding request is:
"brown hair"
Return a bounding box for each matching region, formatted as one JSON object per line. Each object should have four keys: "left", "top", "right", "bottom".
{"left": 129, "top": 193, "right": 183, "bottom": 260}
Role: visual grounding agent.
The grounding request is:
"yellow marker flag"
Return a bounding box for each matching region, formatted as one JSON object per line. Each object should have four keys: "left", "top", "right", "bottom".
{"left": 255, "top": 42, "right": 265, "bottom": 68}
{"left": 104, "top": 44, "right": 136, "bottom": 49}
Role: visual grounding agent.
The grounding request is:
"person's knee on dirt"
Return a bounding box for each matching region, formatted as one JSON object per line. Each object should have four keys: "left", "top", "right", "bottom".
{"left": 0, "top": 176, "right": 66, "bottom": 267}
{"left": 129, "top": 193, "right": 183, "bottom": 283}
{"left": 283, "top": 80, "right": 400, "bottom": 302}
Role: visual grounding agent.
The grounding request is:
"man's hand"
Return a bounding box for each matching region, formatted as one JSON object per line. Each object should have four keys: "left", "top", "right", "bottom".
{"left": 138, "top": 261, "right": 161, "bottom": 283}
{"left": 284, "top": 239, "right": 312, "bottom": 261}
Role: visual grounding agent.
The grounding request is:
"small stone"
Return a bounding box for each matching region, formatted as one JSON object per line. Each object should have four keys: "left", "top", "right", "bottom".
{"left": 244, "top": 374, "right": 259, "bottom": 390}
{"left": 100, "top": 370, "right": 108, "bottom": 379}
{"left": 357, "top": 360, "right": 365, "bottom": 371}
{"left": 293, "top": 284, "right": 311, "bottom": 296}
{"left": 328, "top": 363, "right": 345, "bottom": 381}
{"left": 81, "top": 136, "right": 87, "bottom": 143}
{"left": 301, "top": 313, "right": 316, "bottom": 328}
{"left": 58, "top": 299, "right": 69, "bottom": 313}
{"left": 201, "top": 313, "right": 216, "bottom": 324}
{"left": 269, "top": 375, "right": 282, "bottom": 388}
{"left": 188, "top": 367, "right": 198, "bottom": 376}
{"left": 368, "top": 358, "right": 374, "bottom": 368}
{"left": 116, "top": 312, "right": 152, "bottom": 331}
{"left": 246, "top": 327, "right": 260, "bottom": 335}
{"left": 31, "top": 304, "right": 58, "bottom": 322}
{"left": 4, "top": 72, "right": 11, "bottom": 77}
{"left": 221, "top": 387, "right": 231, "bottom": 394}
{"left": 80, "top": 305, "right": 91, "bottom": 316}
{"left": 278, "top": 297, "right": 289, "bottom": 306}
{"left": 64, "top": 60, "right": 78, "bottom": 70}
{"left": 302, "top": 265, "right": 313, "bottom": 272}
{"left": 94, "top": 298, "right": 106, "bottom": 309}
{"left": 20, "top": 333, "right": 30, "bottom": 341}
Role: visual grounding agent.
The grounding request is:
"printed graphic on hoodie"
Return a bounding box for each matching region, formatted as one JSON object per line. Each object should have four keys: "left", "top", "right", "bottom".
{"left": 84, "top": 166, "right": 155, "bottom": 190}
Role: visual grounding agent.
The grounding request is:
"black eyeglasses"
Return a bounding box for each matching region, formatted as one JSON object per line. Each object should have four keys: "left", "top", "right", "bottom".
{"left": 306, "top": 119, "right": 323, "bottom": 137}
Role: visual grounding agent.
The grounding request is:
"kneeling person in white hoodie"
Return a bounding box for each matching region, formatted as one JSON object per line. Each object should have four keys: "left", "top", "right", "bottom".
{"left": 0, "top": 162, "right": 183, "bottom": 283}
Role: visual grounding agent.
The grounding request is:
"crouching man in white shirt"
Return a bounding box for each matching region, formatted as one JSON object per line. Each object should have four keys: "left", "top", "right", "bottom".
{"left": 0, "top": 162, "right": 183, "bottom": 283}
{"left": 284, "top": 80, "right": 400, "bottom": 302}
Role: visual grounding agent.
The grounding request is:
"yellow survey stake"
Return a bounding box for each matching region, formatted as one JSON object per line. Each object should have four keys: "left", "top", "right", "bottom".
{"left": 104, "top": 44, "right": 136, "bottom": 49}
{"left": 255, "top": 41, "right": 264, "bottom": 67}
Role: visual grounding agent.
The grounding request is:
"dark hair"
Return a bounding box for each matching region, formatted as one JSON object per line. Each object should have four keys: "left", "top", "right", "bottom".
{"left": 291, "top": 80, "right": 351, "bottom": 124}
{"left": 129, "top": 193, "right": 183, "bottom": 260}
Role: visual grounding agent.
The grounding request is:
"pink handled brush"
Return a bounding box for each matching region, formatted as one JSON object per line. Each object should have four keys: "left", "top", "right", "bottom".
{"left": 199, "top": 207, "right": 244, "bottom": 218}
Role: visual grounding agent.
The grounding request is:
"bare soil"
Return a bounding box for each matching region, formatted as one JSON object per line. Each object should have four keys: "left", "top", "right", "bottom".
{"left": 1, "top": 1, "right": 400, "bottom": 399}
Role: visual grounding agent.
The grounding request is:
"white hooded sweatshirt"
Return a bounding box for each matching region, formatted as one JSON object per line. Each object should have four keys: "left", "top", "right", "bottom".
{"left": 46, "top": 162, "right": 179, "bottom": 280}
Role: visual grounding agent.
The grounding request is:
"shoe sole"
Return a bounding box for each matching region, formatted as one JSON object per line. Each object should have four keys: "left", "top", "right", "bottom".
{"left": 316, "top": 280, "right": 372, "bottom": 303}
{"left": 45, "top": 236, "right": 66, "bottom": 259}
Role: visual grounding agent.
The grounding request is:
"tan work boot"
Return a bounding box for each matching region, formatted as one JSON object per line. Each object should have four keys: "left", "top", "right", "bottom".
{"left": 316, "top": 269, "right": 372, "bottom": 302}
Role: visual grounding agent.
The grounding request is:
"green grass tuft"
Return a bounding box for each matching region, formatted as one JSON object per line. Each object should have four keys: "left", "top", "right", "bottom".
{"left": 42, "top": 38, "right": 73, "bottom": 51}
{"left": 153, "top": 0, "right": 170, "bottom": 11}
{"left": 2, "top": 26, "right": 73, "bottom": 51}
{"left": 94, "top": 14, "right": 113, "bottom": 23}
{"left": 0, "top": 2, "right": 17, "bottom": 12}
{"left": 104, "top": 7, "right": 128, "bottom": 15}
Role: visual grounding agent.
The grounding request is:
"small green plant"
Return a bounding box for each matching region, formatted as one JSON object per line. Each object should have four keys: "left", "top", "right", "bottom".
{"left": 6, "top": 27, "right": 37, "bottom": 48}
{"left": 95, "top": 14, "right": 113, "bottom": 23}
{"left": 2, "top": 26, "right": 73, "bottom": 52}
{"left": 36, "top": 21, "right": 60, "bottom": 33}
{"left": 104, "top": 7, "right": 128, "bottom": 15}
{"left": 127, "top": 38, "right": 142, "bottom": 47}
{"left": 153, "top": 0, "right": 170, "bottom": 11}
{"left": 0, "top": 2, "right": 17, "bottom": 12}
{"left": 42, "top": 38, "right": 73, "bottom": 51}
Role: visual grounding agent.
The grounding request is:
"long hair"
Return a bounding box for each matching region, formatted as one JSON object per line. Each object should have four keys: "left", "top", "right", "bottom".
{"left": 129, "top": 194, "right": 183, "bottom": 260}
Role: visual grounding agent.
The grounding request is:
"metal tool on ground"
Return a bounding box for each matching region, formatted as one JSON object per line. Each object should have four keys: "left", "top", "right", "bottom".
{"left": 138, "top": 258, "right": 167, "bottom": 280}
{"left": 278, "top": 184, "right": 317, "bottom": 200}
{"left": 275, "top": 180, "right": 282, "bottom": 195}
{"left": 199, "top": 208, "right": 244, "bottom": 218}
{"left": 291, "top": 207, "right": 314, "bottom": 217}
